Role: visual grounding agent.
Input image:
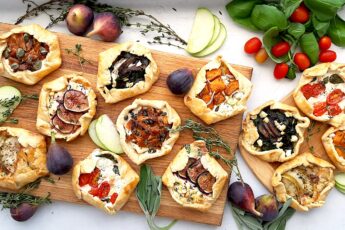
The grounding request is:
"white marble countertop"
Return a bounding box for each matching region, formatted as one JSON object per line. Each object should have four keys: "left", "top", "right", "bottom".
{"left": 1, "top": 0, "right": 345, "bottom": 229}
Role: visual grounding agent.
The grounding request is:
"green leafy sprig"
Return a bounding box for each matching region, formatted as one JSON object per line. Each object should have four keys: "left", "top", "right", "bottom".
{"left": 305, "top": 121, "right": 321, "bottom": 154}
{"left": 64, "top": 44, "right": 92, "bottom": 70}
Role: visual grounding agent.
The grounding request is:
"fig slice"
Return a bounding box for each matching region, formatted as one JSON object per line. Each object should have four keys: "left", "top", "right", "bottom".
{"left": 178, "top": 158, "right": 197, "bottom": 179}
{"left": 63, "top": 90, "right": 89, "bottom": 113}
{"left": 52, "top": 115, "right": 76, "bottom": 134}
{"left": 197, "top": 171, "right": 216, "bottom": 194}
{"left": 56, "top": 104, "right": 83, "bottom": 125}
{"left": 187, "top": 160, "right": 206, "bottom": 183}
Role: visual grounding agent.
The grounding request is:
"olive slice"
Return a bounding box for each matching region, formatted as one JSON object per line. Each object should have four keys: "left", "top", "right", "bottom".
{"left": 197, "top": 171, "right": 216, "bottom": 194}
{"left": 63, "top": 90, "right": 89, "bottom": 113}
{"left": 187, "top": 160, "right": 206, "bottom": 183}
{"left": 178, "top": 158, "right": 197, "bottom": 179}
{"left": 52, "top": 115, "right": 76, "bottom": 134}
{"left": 56, "top": 104, "right": 83, "bottom": 125}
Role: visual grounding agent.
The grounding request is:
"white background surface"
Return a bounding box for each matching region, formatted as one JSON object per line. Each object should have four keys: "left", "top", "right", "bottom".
{"left": 1, "top": 0, "right": 345, "bottom": 229}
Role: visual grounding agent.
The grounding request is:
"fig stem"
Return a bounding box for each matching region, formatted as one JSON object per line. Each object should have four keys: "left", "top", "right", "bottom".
{"left": 50, "top": 132, "right": 56, "bottom": 144}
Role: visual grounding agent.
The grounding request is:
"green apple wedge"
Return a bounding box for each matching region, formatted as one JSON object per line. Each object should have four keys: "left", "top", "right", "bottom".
{"left": 88, "top": 119, "right": 107, "bottom": 149}
{"left": 95, "top": 114, "right": 123, "bottom": 154}
{"left": 335, "top": 173, "right": 345, "bottom": 189}
{"left": 186, "top": 8, "right": 215, "bottom": 54}
{"left": 0, "top": 86, "right": 21, "bottom": 122}
{"left": 193, "top": 23, "right": 227, "bottom": 57}
{"left": 209, "top": 15, "right": 221, "bottom": 45}
{"left": 336, "top": 184, "right": 345, "bottom": 194}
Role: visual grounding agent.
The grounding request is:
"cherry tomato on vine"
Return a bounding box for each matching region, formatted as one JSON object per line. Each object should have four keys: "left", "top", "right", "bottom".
{"left": 255, "top": 48, "right": 268, "bottom": 63}
{"left": 290, "top": 4, "right": 310, "bottom": 23}
{"left": 294, "top": 53, "right": 310, "bottom": 71}
{"left": 319, "top": 36, "right": 332, "bottom": 51}
{"left": 274, "top": 63, "right": 289, "bottom": 79}
{"left": 313, "top": 102, "right": 327, "bottom": 117}
{"left": 271, "top": 41, "right": 290, "bottom": 57}
{"left": 328, "top": 104, "right": 342, "bottom": 116}
{"left": 244, "top": 37, "right": 262, "bottom": 54}
{"left": 319, "top": 50, "right": 337, "bottom": 63}
{"left": 327, "top": 89, "right": 344, "bottom": 105}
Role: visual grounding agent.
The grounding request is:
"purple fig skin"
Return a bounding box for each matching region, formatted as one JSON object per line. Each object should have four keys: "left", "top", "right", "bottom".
{"left": 10, "top": 203, "right": 37, "bottom": 222}
{"left": 255, "top": 194, "right": 279, "bottom": 222}
{"left": 86, "top": 12, "right": 122, "bottom": 42}
{"left": 66, "top": 4, "right": 94, "bottom": 36}
{"left": 47, "top": 142, "right": 73, "bottom": 175}
{"left": 167, "top": 68, "right": 194, "bottom": 95}
{"left": 228, "top": 182, "right": 263, "bottom": 217}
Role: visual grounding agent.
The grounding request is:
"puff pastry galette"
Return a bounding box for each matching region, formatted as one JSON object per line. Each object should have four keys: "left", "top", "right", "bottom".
{"left": 36, "top": 74, "right": 97, "bottom": 141}
{"left": 272, "top": 152, "right": 335, "bottom": 211}
{"left": 162, "top": 140, "right": 228, "bottom": 212}
{"left": 97, "top": 42, "right": 159, "bottom": 103}
{"left": 241, "top": 101, "right": 310, "bottom": 162}
{"left": 72, "top": 149, "right": 139, "bottom": 215}
{"left": 293, "top": 63, "right": 345, "bottom": 127}
{"left": 0, "top": 127, "right": 48, "bottom": 190}
{"left": 116, "top": 99, "right": 180, "bottom": 165}
{"left": 184, "top": 56, "right": 252, "bottom": 124}
{"left": 322, "top": 126, "right": 345, "bottom": 171}
{"left": 0, "top": 24, "right": 61, "bottom": 85}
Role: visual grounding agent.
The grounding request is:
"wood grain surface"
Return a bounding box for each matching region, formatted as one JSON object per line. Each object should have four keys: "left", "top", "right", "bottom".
{"left": 0, "top": 23, "right": 253, "bottom": 226}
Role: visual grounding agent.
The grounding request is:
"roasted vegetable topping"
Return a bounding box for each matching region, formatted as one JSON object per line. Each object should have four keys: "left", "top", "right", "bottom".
{"left": 0, "top": 131, "right": 20, "bottom": 174}
{"left": 107, "top": 51, "right": 150, "bottom": 89}
{"left": 3, "top": 32, "right": 49, "bottom": 72}
{"left": 332, "top": 131, "right": 345, "bottom": 159}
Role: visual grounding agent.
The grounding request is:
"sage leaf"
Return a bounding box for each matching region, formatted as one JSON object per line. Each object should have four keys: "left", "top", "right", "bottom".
{"left": 300, "top": 33, "right": 319, "bottom": 65}
{"left": 263, "top": 27, "right": 289, "bottom": 63}
{"left": 287, "top": 23, "right": 305, "bottom": 39}
{"left": 251, "top": 5, "right": 288, "bottom": 31}
{"left": 230, "top": 204, "right": 263, "bottom": 230}
{"left": 328, "top": 15, "right": 345, "bottom": 47}
{"left": 281, "top": 0, "right": 303, "bottom": 18}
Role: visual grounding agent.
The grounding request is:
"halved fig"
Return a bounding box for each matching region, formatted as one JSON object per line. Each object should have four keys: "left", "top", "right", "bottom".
{"left": 197, "top": 171, "right": 216, "bottom": 194}
{"left": 187, "top": 160, "right": 206, "bottom": 183}
{"left": 63, "top": 90, "right": 89, "bottom": 112}
{"left": 52, "top": 115, "right": 76, "bottom": 134}
{"left": 56, "top": 104, "right": 83, "bottom": 125}
{"left": 178, "top": 158, "right": 197, "bottom": 179}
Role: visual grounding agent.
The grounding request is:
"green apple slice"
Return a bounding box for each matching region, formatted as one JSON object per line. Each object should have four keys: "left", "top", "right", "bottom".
{"left": 96, "top": 114, "right": 123, "bottom": 154}
{"left": 88, "top": 119, "right": 107, "bottom": 149}
{"left": 336, "top": 184, "right": 345, "bottom": 194}
{"left": 209, "top": 15, "right": 221, "bottom": 45}
{"left": 193, "top": 23, "right": 227, "bottom": 57}
{"left": 0, "top": 86, "right": 21, "bottom": 123}
{"left": 186, "top": 8, "right": 215, "bottom": 54}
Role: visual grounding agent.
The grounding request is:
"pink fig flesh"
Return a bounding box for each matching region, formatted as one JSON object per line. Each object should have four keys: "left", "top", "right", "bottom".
{"left": 66, "top": 4, "right": 94, "bottom": 36}
{"left": 86, "top": 12, "right": 122, "bottom": 42}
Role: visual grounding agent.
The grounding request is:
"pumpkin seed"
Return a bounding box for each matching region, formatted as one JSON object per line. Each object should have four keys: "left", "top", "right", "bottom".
{"left": 39, "top": 47, "right": 48, "bottom": 55}
{"left": 16, "top": 48, "right": 25, "bottom": 58}
{"left": 23, "top": 33, "right": 30, "bottom": 42}
{"left": 33, "top": 60, "right": 42, "bottom": 71}
{"left": 10, "top": 63, "right": 19, "bottom": 70}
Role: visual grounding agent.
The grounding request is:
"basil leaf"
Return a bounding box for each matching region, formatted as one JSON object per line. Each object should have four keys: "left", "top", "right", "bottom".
{"left": 300, "top": 33, "right": 319, "bottom": 65}
{"left": 287, "top": 23, "right": 305, "bottom": 39}
{"left": 263, "top": 27, "right": 289, "bottom": 63}
{"left": 286, "top": 64, "right": 297, "bottom": 80}
{"left": 330, "top": 74, "right": 345, "bottom": 84}
{"left": 304, "top": 0, "right": 345, "bottom": 21}
{"left": 251, "top": 5, "right": 288, "bottom": 31}
{"left": 97, "top": 153, "right": 118, "bottom": 163}
{"left": 328, "top": 15, "right": 345, "bottom": 47}
{"left": 281, "top": 0, "right": 303, "bottom": 18}
{"left": 226, "top": 0, "right": 261, "bottom": 31}
{"left": 312, "top": 14, "right": 330, "bottom": 37}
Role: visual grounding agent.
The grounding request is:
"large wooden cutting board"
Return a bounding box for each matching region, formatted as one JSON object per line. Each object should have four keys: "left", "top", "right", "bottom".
{"left": 0, "top": 23, "right": 253, "bottom": 225}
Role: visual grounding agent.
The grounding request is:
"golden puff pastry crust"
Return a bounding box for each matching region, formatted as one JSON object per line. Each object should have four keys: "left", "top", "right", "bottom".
{"left": 0, "top": 127, "right": 48, "bottom": 190}
{"left": 72, "top": 149, "right": 139, "bottom": 215}
{"left": 36, "top": 73, "right": 97, "bottom": 141}
{"left": 0, "top": 24, "right": 61, "bottom": 85}
{"left": 322, "top": 126, "right": 345, "bottom": 171}
{"left": 241, "top": 100, "right": 310, "bottom": 162}
{"left": 293, "top": 63, "right": 345, "bottom": 127}
{"left": 162, "top": 140, "right": 228, "bottom": 212}
{"left": 272, "top": 152, "right": 335, "bottom": 211}
{"left": 97, "top": 42, "right": 159, "bottom": 103}
{"left": 184, "top": 56, "right": 252, "bottom": 124}
{"left": 116, "top": 98, "right": 180, "bottom": 165}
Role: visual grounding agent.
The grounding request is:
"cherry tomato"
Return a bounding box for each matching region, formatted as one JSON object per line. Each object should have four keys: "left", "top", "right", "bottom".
{"left": 98, "top": 181, "right": 110, "bottom": 199}
{"left": 255, "top": 48, "right": 268, "bottom": 64}
{"left": 110, "top": 193, "right": 118, "bottom": 204}
{"left": 319, "top": 50, "right": 337, "bottom": 63}
{"left": 313, "top": 102, "right": 327, "bottom": 116}
{"left": 271, "top": 41, "right": 290, "bottom": 57}
{"left": 301, "top": 83, "right": 326, "bottom": 99}
{"left": 244, "top": 37, "right": 262, "bottom": 54}
{"left": 328, "top": 104, "right": 342, "bottom": 116}
{"left": 88, "top": 187, "right": 99, "bottom": 196}
{"left": 89, "top": 168, "right": 100, "bottom": 188}
{"left": 79, "top": 173, "right": 91, "bottom": 187}
{"left": 274, "top": 63, "right": 289, "bottom": 79}
{"left": 327, "top": 89, "right": 344, "bottom": 105}
{"left": 290, "top": 5, "right": 310, "bottom": 23}
{"left": 319, "top": 36, "right": 332, "bottom": 51}
{"left": 294, "top": 53, "right": 310, "bottom": 71}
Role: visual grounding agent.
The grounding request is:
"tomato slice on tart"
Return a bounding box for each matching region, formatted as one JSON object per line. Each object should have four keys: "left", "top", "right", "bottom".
{"left": 328, "top": 104, "right": 342, "bottom": 116}
{"left": 110, "top": 193, "right": 118, "bottom": 204}
{"left": 98, "top": 181, "right": 111, "bottom": 199}
{"left": 88, "top": 187, "right": 99, "bottom": 196}
{"left": 327, "top": 89, "right": 344, "bottom": 105}
{"left": 301, "top": 83, "right": 326, "bottom": 99}
{"left": 313, "top": 102, "right": 327, "bottom": 116}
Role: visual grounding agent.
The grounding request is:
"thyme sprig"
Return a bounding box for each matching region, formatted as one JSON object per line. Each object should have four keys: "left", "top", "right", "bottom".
{"left": 65, "top": 44, "right": 92, "bottom": 70}
{"left": 306, "top": 121, "right": 321, "bottom": 154}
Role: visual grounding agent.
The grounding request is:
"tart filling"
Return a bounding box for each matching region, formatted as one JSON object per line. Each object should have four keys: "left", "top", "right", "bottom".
{"left": 321, "top": 126, "right": 345, "bottom": 171}
{"left": 0, "top": 130, "right": 20, "bottom": 175}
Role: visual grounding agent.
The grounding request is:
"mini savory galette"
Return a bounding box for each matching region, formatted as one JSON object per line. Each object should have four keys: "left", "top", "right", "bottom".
{"left": 72, "top": 149, "right": 139, "bottom": 215}
{"left": 36, "top": 74, "right": 97, "bottom": 141}
{"left": 272, "top": 152, "right": 335, "bottom": 211}
{"left": 0, "top": 24, "right": 61, "bottom": 85}
{"left": 116, "top": 99, "right": 180, "bottom": 165}
{"left": 184, "top": 56, "right": 252, "bottom": 124}
{"left": 97, "top": 42, "right": 159, "bottom": 103}
{"left": 0, "top": 127, "right": 48, "bottom": 190}
{"left": 293, "top": 63, "right": 345, "bottom": 127}
{"left": 322, "top": 126, "right": 345, "bottom": 171}
{"left": 241, "top": 101, "right": 310, "bottom": 162}
{"left": 162, "top": 140, "right": 228, "bottom": 212}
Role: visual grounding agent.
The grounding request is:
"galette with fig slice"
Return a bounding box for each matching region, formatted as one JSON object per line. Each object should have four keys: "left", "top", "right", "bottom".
{"left": 0, "top": 24, "right": 61, "bottom": 85}
{"left": 162, "top": 140, "right": 228, "bottom": 212}
{"left": 241, "top": 100, "right": 310, "bottom": 162}
{"left": 293, "top": 63, "right": 345, "bottom": 127}
{"left": 184, "top": 56, "right": 252, "bottom": 124}
{"left": 116, "top": 99, "right": 180, "bottom": 165}
{"left": 272, "top": 152, "right": 335, "bottom": 212}
{"left": 97, "top": 42, "right": 159, "bottom": 103}
{"left": 72, "top": 149, "right": 139, "bottom": 215}
{"left": 322, "top": 126, "right": 345, "bottom": 171}
{"left": 0, "top": 127, "right": 48, "bottom": 190}
{"left": 36, "top": 74, "right": 97, "bottom": 141}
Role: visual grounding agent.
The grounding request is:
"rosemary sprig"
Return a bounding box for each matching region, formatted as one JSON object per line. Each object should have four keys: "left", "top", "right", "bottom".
{"left": 64, "top": 44, "right": 92, "bottom": 70}
{"left": 305, "top": 121, "right": 321, "bottom": 154}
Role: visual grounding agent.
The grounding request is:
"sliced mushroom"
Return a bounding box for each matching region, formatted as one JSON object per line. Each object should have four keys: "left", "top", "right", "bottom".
{"left": 56, "top": 104, "right": 83, "bottom": 125}
{"left": 187, "top": 160, "right": 206, "bottom": 183}
{"left": 258, "top": 122, "right": 270, "bottom": 139}
{"left": 197, "top": 171, "right": 216, "bottom": 194}
{"left": 63, "top": 90, "right": 89, "bottom": 113}
{"left": 52, "top": 115, "right": 76, "bottom": 134}
{"left": 178, "top": 158, "right": 197, "bottom": 179}
{"left": 266, "top": 120, "right": 281, "bottom": 137}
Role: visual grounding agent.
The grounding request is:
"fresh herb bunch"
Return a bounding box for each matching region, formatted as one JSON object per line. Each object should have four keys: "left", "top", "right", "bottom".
{"left": 16, "top": 0, "right": 187, "bottom": 48}
{"left": 230, "top": 198, "right": 295, "bottom": 230}
{"left": 65, "top": 44, "right": 92, "bottom": 70}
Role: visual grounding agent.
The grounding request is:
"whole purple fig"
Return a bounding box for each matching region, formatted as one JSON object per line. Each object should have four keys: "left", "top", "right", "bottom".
{"left": 47, "top": 133, "right": 73, "bottom": 175}
{"left": 255, "top": 194, "right": 279, "bottom": 221}
{"left": 86, "top": 12, "right": 122, "bottom": 42}
{"left": 66, "top": 4, "right": 94, "bottom": 36}
{"left": 10, "top": 203, "right": 37, "bottom": 222}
